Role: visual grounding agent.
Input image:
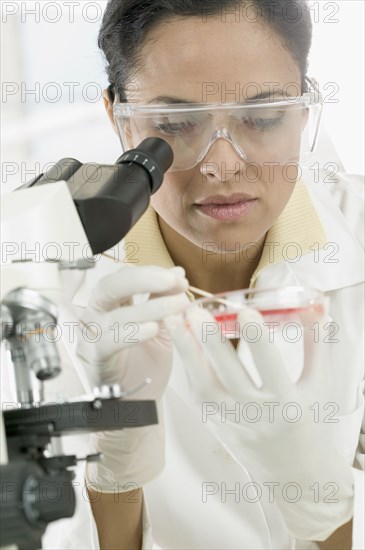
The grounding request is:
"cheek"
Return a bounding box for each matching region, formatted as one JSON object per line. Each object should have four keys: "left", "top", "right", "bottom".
{"left": 150, "top": 170, "right": 213, "bottom": 244}
{"left": 150, "top": 173, "right": 187, "bottom": 221}
{"left": 260, "top": 164, "right": 297, "bottom": 216}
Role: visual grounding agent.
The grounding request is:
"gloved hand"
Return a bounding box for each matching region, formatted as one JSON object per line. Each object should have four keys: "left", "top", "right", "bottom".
{"left": 76, "top": 264, "right": 190, "bottom": 492}
{"left": 165, "top": 305, "right": 354, "bottom": 542}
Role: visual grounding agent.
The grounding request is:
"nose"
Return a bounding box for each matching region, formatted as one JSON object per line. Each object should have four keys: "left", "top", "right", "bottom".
{"left": 199, "top": 128, "right": 248, "bottom": 182}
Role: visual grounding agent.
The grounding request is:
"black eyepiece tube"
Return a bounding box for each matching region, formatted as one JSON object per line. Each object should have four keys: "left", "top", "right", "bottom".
{"left": 139, "top": 137, "right": 174, "bottom": 174}
{"left": 71, "top": 138, "right": 174, "bottom": 254}
{"left": 117, "top": 137, "right": 173, "bottom": 175}
{"left": 116, "top": 137, "right": 174, "bottom": 194}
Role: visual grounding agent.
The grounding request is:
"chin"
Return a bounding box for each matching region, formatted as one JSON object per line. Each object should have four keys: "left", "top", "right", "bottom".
{"left": 187, "top": 228, "right": 262, "bottom": 253}
{"left": 197, "top": 221, "right": 262, "bottom": 243}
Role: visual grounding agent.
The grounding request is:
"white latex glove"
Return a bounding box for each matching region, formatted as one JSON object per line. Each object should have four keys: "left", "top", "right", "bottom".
{"left": 166, "top": 306, "right": 354, "bottom": 542}
{"left": 76, "top": 265, "right": 190, "bottom": 492}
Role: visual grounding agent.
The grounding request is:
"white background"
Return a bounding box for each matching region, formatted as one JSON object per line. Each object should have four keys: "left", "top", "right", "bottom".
{"left": 1, "top": 0, "right": 364, "bottom": 193}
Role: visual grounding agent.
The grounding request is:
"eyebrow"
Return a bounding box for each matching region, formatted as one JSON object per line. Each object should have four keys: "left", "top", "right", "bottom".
{"left": 148, "top": 96, "right": 193, "bottom": 104}
{"left": 148, "top": 89, "right": 288, "bottom": 104}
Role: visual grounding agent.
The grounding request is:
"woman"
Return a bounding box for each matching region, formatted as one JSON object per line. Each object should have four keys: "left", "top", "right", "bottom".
{"left": 73, "top": 1, "right": 364, "bottom": 549}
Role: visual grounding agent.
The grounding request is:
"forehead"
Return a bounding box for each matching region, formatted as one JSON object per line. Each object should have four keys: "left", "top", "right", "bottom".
{"left": 130, "top": 16, "right": 301, "bottom": 103}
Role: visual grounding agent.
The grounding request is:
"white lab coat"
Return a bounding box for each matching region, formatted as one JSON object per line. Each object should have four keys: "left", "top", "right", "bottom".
{"left": 40, "top": 168, "right": 364, "bottom": 550}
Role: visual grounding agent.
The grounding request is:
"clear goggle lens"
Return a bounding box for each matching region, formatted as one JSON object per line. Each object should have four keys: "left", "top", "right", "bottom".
{"left": 114, "top": 93, "right": 322, "bottom": 172}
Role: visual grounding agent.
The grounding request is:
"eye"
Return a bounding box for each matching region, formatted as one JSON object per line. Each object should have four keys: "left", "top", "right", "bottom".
{"left": 239, "top": 111, "right": 285, "bottom": 131}
{"left": 153, "top": 120, "right": 198, "bottom": 136}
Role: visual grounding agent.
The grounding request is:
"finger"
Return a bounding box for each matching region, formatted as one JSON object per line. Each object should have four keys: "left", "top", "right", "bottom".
{"left": 104, "top": 321, "right": 159, "bottom": 368}
{"left": 107, "top": 292, "right": 189, "bottom": 326}
{"left": 78, "top": 320, "right": 160, "bottom": 366}
{"left": 185, "top": 307, "right": 255, "bottom": 400}
{"left": 90, "top": 266, "right": 189, "bottom": 312}
{"left": 237, "top": 307, "right": 290, "bottom": 391}
{"left": 81, "top": 318, "right": 160, "bottom": 345}
{"left": 164, "top": 313, "right": 222, "bottom": 402}
{"left": 299, "top": 315, "right": 331, "bottom": 391}
{"left": 149, "top": 267, "right": 190, "bottom": 299}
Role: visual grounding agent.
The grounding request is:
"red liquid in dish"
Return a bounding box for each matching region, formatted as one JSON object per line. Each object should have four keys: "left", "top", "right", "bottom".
{"left": 214, "top": 304, "right": 325, "bottom": 335}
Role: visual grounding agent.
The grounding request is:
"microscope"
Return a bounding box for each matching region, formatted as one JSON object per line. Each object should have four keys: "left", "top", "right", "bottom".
{"left": 0, "top": 138, "right": 173, "bottom": 550}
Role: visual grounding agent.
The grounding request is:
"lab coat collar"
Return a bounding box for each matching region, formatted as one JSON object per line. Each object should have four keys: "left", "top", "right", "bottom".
{"left": 255, "top": 182, "right": 364, "bottom": 293}
{"left": 124, "top": 206, "right": 175, "bottom": 269}
{"left": 249, "top": 181, "right": 327, "bottom": 287}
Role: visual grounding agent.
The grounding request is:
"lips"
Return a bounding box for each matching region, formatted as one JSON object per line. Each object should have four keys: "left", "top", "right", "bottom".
{"left": 196, "top": 193, "right": 256, "bottom": 205}
{"left": 195, "top": 193, "right": 258, "bottom": 221}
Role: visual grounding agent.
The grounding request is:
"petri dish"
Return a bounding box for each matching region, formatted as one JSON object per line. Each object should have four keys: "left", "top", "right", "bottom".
{"left": 193, "top": 286, "right": 325, "bottom": 339}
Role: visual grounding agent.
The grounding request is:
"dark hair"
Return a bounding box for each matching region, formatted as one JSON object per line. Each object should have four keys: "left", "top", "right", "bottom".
{"left": 98, "top": 0, "right": 312, "bottom": 102}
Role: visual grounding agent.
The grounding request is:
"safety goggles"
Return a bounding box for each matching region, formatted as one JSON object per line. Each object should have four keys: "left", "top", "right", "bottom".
{"left": 113, "top": 78, "right": 322, "bottom": 172}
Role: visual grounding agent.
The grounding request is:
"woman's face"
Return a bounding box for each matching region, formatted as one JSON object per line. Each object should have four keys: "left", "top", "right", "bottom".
{"left": 112, "top": 16, "right": 303, "bottom": 250}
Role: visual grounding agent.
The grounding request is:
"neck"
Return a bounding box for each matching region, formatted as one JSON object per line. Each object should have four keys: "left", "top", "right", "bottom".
{"left": 158, "top": 216, "right": 265, "bottom": 294}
